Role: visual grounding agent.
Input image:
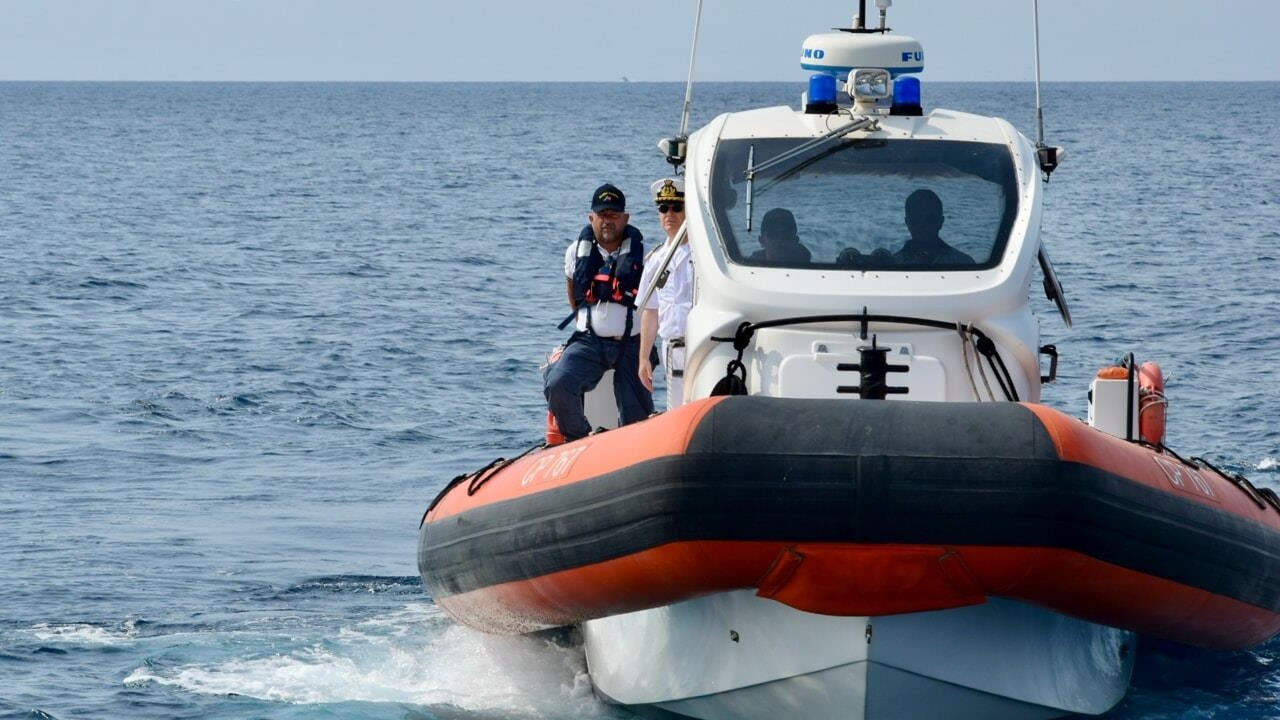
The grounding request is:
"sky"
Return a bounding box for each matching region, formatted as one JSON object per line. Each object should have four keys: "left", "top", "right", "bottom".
{"left": 0, "top": 0, "right": 1275, "bottom": 83}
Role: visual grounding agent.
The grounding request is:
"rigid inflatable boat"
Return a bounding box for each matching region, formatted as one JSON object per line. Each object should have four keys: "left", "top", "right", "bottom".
{"left": 417, "top": 5, "right": 1280, "bottom": 719}
{"left": 421, "top": 396, "right": 1280, "bottom": 651}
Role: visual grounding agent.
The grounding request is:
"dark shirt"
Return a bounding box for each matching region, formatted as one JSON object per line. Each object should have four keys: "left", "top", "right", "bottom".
{"left": 749, "top": 241, "right": 812, "bottom": 265}
{"left": 893, "top": 239, "right": 975, "bottom": 265}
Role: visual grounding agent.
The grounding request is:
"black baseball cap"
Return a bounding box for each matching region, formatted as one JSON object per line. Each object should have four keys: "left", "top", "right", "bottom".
{"left": 590, "top": 184, "right": 626, "bottom": 213}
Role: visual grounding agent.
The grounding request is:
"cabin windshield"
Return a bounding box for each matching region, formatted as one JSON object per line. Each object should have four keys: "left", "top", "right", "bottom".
{"left": 708, "top": 138, "right": 1019, "bottom": 271}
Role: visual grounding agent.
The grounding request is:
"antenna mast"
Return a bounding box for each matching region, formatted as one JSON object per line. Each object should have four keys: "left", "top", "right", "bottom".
{"left": 1032, "top": 0, "right": 1045, "bottom": 148}
{"left": 1031, "top": 0, "right": 1059, "bottom": 179}
{"left": 661, "top": 0, "right": 705, "bottom": 170}
{"left": 678, "top": 0, "right": 704, "bottom": 142}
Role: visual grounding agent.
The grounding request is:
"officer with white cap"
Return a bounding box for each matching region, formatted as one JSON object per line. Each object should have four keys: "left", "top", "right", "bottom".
{"left": 638, "top": 177, "right": 693, "bottom": 409}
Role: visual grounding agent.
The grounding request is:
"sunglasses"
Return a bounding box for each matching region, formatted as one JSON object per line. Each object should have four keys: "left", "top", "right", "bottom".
{"left": 657, "top": 203, "right": 685, "bottom": 215}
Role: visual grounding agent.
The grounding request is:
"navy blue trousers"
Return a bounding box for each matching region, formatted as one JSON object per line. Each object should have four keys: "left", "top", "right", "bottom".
{"left": 544, "top": 332, "right": 653, "bottom": 441}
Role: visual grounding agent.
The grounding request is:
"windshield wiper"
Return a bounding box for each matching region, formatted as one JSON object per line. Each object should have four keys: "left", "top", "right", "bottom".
{"left": 744, "top": 116, "right": 878, "bottom": 231}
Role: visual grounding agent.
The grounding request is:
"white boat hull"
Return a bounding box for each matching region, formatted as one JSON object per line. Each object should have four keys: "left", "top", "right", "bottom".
{"left": 583, "top": 590, "right": 1134, "bottom": 720}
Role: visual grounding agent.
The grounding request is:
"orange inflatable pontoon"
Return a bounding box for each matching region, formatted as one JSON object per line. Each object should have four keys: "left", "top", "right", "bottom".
{"left": 419, "top": 396, "right": 1280, "bottom": 649}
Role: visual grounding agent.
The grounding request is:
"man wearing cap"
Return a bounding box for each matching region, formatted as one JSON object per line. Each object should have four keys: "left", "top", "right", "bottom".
{"left": 638, "top": 178, "right": 693, "bottom": 409}
{"left": 545, "top": 183, "right": 653, "bottom": 441}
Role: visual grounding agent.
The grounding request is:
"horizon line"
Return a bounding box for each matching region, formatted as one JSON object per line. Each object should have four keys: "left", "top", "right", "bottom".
{"left": 2, "top": 78, "right": 1276, "bottom": 84}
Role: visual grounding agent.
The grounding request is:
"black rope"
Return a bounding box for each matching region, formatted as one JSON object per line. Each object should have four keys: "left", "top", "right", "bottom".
{"left": 1260, "top": 487, "right": 1280, "bottom": 512}
{"left": 419, "top": 468, "right": 481, "bottom": 525}
{"left": 709, "top": 322, "right": 753, "bottom": 396}
{"left": 420, "top": 444, "right": 543, "bottom": 527}
{"left": 1192, "top": 455, "right": 1275, "bottom": 512}
{"left": 468, "top": 444, "right": 542, "bottom": 496}
{"left": 466, "top": 457, "right": 508, "bottom": 496}
{"left": 1147, "top": 445, "right": 1276, "bottom": 514}
{"left": 972, "top": 334, "right": 1019, "bottom": 402}
{"left": 711, "top": 358, "right": 748, "bottom": 396}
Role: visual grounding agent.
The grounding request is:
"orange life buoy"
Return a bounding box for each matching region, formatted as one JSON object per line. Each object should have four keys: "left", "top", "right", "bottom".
{"left": 1138, "top": 361, "right": 1166, "bottom": 446}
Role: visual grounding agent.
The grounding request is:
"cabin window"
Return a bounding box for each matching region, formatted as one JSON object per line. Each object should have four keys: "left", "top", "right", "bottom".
{"left": 708, "top": 138, "right": 1019, "bottom": 271}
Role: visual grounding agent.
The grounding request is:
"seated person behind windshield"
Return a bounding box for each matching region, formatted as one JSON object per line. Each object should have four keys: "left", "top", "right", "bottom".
{"left": 749, "top": 208, "right": 811, "bottom": 265}
{"left": 896, "top": 189, "right": 975, "bottom": 265}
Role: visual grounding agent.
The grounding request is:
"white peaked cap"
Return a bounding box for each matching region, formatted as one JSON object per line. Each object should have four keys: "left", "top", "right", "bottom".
{"left": 651, "top": 178, "right": 685, "bottom": 203}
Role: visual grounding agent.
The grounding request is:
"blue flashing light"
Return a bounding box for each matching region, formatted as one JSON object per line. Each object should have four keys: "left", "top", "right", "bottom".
{"left": 894, "top": 76, "right": 921, "bottom": 106}
{"left": 808, "top": 74, "right": 837, "bottom": 104}
{"left": 891, "top": 76, "right": 922, "bottom": 117}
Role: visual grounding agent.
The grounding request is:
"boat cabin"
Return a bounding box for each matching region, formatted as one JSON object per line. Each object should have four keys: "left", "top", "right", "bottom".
{"left": 678, "top": 29, "right": 1066, "bottom": 405}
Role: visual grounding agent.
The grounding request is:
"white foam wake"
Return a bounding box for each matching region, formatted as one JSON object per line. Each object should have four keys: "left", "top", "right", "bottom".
{"left": 123, "top": 603, "right": 616, "bottom": 718}
{"left": 31, "top": 620, "right": 140, "bottom": 647}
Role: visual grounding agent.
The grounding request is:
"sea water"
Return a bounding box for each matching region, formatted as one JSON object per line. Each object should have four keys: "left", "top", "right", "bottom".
{"left": 1, "top": 81, "right": 1278, "bottom": 719}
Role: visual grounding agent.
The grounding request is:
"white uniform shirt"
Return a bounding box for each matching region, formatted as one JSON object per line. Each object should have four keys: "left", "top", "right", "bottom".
{"left": 640, "top": 239, "right": 693, "bottom": 341}
{"left": 564, "top": 239, "right": 639, "bottom": 338}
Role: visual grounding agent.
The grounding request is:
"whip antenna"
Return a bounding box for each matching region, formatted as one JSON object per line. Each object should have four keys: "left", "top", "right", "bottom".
{"left": 1031, "top": 0, "right": 1072, "bottom": 327}
{"left": 1032, "top": 0, "right": 1044, "bottom": 148}
{"left": 679, "top": 0, "right": 704, "bottom": 140}
{"left": 1031, "top": 0, "right": 1061, "bottom": 180}
{"left": 660, "top": 0, "right": 705, "bottom": 170}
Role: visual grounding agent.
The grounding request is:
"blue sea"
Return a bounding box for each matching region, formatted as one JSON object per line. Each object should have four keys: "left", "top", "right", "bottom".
{"left": 1, "top": 81, "right": 1278, "bottom": 719}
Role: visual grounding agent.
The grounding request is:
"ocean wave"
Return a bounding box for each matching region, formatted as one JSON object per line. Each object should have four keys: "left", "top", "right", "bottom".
{"left": 0, "top": 709, "right": 61, "bottom": 720}
{"left": 375, "top": 428, "right": 441, "bottom": 445}
{"left": 29, "top": 620, "right": 142, "bottom": 647}
{"left": 203, "top": 393, "right": 268, "bottom": 414}
{"left": 79, "top": 277, "right": 147, "bottom": 290}
{"left": 131, "top": 398, "right": 181, "bottom": 421}
{"left": 341, "top": 264, "right": 389, "bottom": 278}
{"left": 263, "top": 575, "right": 422, "bottom": 599}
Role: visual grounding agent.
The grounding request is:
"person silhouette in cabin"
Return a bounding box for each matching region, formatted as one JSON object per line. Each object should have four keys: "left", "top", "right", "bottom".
{"left": 749, "top": 208, "right": 811, "bottom": 265}
{"left": 894, "top": 188, "right": 975, "bottom": 265}
{"left": 545, "top": 184, "right": 654, "bottom": 441}
{"left": 638, "top": 178, "right": 693, "bottom": 410}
